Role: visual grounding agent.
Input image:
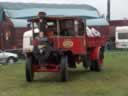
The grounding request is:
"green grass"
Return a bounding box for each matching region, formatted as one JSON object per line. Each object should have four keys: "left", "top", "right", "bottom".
{"left": 0, "top": 52, "right": 128, "bottom": 96}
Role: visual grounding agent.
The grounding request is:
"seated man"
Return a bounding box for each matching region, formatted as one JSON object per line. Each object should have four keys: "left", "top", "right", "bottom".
{"left": 33, "top": 31, "right": 54, "bottom": 64}
{"left": 35, "top": 31, "right": 48, "bottom": 43}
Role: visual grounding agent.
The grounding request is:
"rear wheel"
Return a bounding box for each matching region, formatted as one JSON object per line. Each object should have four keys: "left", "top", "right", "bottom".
{"left": 7, "top": 57, "right": 15, "bottom": 64}
{"left": 82, "top": 55, "right": 91, "bottom": 70}
{"left": 90, "top": 60, "right": 101, "bottom": 72}
{"left": 90, "top": 47, "right": 103, "bottom": 72}
{"left": 25, "top": 57, "right": 34, "bottom": 82}
{"left": 60, "top": 56, "right": 68, "bottom": 82}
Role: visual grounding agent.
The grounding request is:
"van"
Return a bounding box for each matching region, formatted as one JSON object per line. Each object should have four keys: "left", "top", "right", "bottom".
{"left": 115, "top": 26, "right": 128, "bottom": 48}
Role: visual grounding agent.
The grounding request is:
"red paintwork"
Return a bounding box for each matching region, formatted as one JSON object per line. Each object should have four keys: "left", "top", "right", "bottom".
{"left": 50, "top": 36, "right": 86, "bottom": 54}
{"left": 32, "top": 33, "right": 106, "bottom": 73}
{"left": 32, "top": 64, "right": 60, "bottom": 72}
{"left": 87, "top": 37, "right": 106, "bottom": 47}
{"left": 50, "top": 36, "right": 106, "bottom": 54}
{"left": 90, "top": 47, "right": 100, "bottom": 60}
{"left": 28, "top": 16, "right": 108, "bottom": 73}
{"left": 32, "top": 35, "right": 105, "bottom": 72}
{"left": 89, "top": 47, "right": 103, "bottom": 65}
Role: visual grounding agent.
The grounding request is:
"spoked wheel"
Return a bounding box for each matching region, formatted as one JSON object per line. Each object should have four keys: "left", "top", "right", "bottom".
{"left": 60, "top": 56, "right": 68, "bottom": 82}
{"left": 25, "top": 57, "right": 34, "bottom": 82}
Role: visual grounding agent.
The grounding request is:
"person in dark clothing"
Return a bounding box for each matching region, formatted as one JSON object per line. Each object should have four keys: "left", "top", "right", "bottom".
{"left": 35, "top": 31, "right": 48, "bottom": 44}
{"left": 33, "top": 31, "right": 50, "bottom": 63}
{"left": 38, "top": 12, "right": 47, "bottom": 32}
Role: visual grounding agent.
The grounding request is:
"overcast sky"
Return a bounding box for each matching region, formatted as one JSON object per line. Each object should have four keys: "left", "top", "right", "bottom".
{"left": 0, "top": 0, "right": 128, "bottom": 20}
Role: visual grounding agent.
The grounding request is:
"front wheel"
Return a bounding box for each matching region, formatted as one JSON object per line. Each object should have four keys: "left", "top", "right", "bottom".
{"left": 60, "top": 56, "right": 68, "bottom": 82}
{"left": 25, "top": 57, "right": 34, "bottom": 82}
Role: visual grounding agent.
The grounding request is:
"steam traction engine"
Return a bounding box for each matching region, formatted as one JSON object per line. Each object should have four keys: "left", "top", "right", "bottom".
{"left": 24, "top": 13, "right": 106, "bottom": 82}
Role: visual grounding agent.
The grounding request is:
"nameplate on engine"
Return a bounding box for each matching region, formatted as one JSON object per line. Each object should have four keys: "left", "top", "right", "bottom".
{"left": 63, "top": 40, "right": 73, "bottom": 48}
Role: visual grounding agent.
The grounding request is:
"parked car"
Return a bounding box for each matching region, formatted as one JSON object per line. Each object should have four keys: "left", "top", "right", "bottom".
{"left": 0, "top": 50, "right": 18, "bottom": 64}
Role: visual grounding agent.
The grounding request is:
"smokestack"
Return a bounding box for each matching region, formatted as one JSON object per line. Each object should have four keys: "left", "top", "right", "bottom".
{"left": 107, "top": 0, "right": 111, "bottom": 21}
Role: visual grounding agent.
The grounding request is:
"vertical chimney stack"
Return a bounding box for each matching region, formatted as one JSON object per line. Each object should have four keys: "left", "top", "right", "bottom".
{"left": 107, "top": 0, "right": 111, "bottom": 21}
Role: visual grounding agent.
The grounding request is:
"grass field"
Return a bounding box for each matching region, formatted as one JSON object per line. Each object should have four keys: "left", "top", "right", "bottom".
{"left": 0, "top": 51, "right": 128, "bottom": 96}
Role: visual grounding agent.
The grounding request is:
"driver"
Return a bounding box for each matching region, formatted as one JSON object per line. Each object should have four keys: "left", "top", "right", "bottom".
{"left": 33, "top": 31, "right": 52, "bottom": 64}
{"left": 35, "top": 31, "right": 48, "bottom": 45}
